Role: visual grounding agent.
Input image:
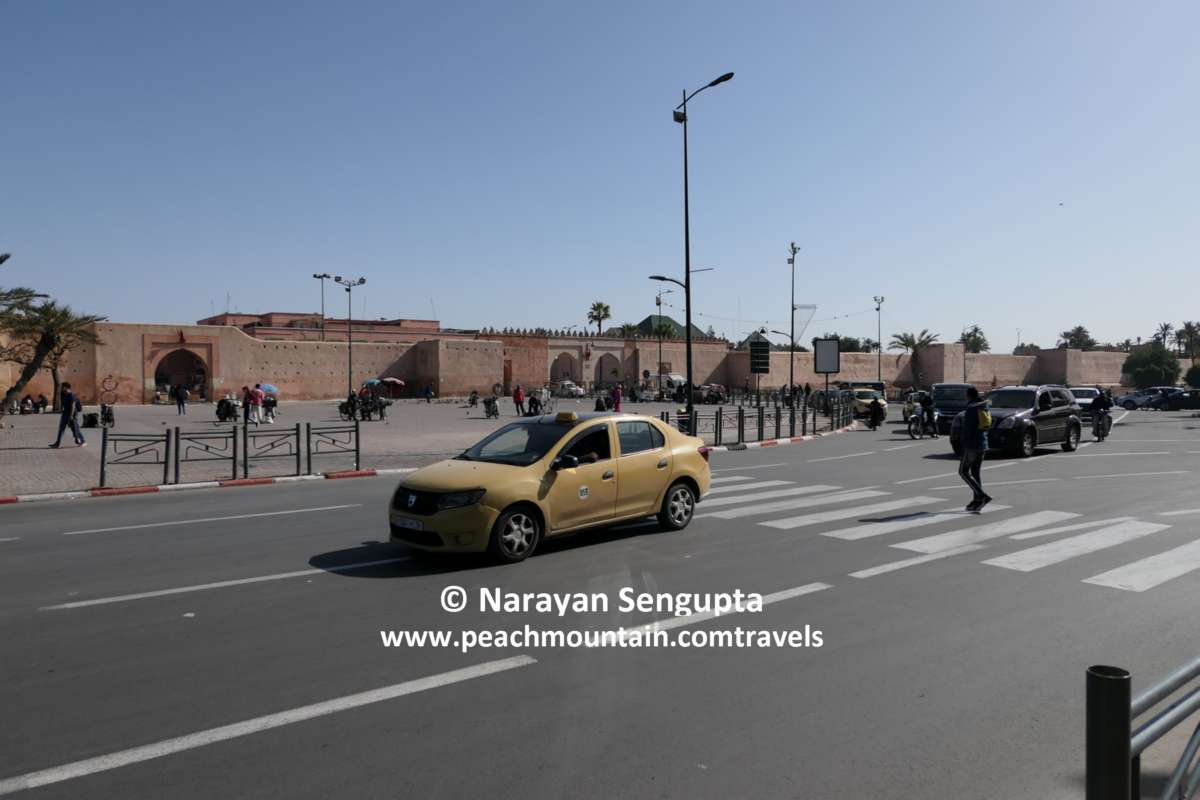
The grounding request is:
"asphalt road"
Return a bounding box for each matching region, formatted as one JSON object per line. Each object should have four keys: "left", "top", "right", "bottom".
{"left": 3, "top": 409, "right": 1200, "bottom": 798}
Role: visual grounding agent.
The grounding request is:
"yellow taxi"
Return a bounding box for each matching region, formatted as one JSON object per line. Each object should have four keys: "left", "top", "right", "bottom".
{"left": 851, "top": 388, "right": 888, "bottom": 418}
{"left": 388, "top": 411, "right": 712, "bottom": 563}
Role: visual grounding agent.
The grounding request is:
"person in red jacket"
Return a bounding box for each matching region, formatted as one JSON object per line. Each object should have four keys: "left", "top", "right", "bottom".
{"left": 513, "top": 385, "right": 525, "bottom": 416}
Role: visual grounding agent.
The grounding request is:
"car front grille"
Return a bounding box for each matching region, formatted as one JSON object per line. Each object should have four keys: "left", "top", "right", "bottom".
{"left": 392, "top": 488, "right": 440, "bottom": 515}
{"left": 390, "top": 524, "right": 443, "bottom": 547}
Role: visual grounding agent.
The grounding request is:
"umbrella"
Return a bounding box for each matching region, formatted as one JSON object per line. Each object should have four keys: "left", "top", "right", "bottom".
{"left": 362, "top": 378, "right": 382, "bottom": 386}
{"left": 381, "top": 377, "right": 405, "bottom": 386}
{"left": 259, "top": 383, "right": 280, "bottom": 394}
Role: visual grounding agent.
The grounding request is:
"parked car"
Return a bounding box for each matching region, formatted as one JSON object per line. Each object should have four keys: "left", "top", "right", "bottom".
{"left": 697, "top": 383, "right": 728, "bottom": 404}
{"left": 1165, "top": 389, "right": 1200, "bottom": 411}
{"left": 1146, "top": 387, "right": 1185, "bottom": 410}
{"left": 556, "top": 380, "right": 585, "bottom": 398}
{"left": 1115, "top": 386, "right": 1180, "bottom": 410}
{"left": 949, "top": 385, "right": 1082, "bottom": 458}
{"left": 931, "top": 383, "right": 974, "bottom": 435}
{"left": 1067, "top": 386, "right": 1100, "bottom": 418}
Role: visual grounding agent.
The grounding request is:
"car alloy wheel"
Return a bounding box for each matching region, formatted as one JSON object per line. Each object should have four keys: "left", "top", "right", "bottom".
{"left": 1123, "top": 401, "right": 1137, "bottom": 410}
{"left": 1020, "top": 429, "right": 1036, "bottom": 458}
{"left": 489, "top": 508, "right": 542, "bottom": 563}
{"left": 659, "top": 483, "right": 696, "bottom": 531}
{"left": 1062, "top": 425, "right": 1080, "bottom": 452}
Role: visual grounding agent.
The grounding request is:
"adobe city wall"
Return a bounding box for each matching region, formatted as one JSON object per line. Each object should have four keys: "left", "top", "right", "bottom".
{"left": 3, "top": 324, "right": 1194, "bottom": 405}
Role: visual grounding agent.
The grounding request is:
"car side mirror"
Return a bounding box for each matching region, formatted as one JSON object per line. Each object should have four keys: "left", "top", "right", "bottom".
{"left": 552, "top": 454, "right": 579, "bottom": 471}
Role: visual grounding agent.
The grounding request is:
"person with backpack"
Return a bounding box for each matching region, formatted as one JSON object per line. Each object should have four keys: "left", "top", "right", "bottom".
{"left": 49, "top": 382, "right": 85, "bottom": 448}
{"left": 958, "top": 386, "right": 992, "bottom": 512}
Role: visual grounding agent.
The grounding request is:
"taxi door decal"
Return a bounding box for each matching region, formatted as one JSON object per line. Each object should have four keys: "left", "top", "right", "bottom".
{"left": 579, "top": 486, "right": 589, "bottom": 500}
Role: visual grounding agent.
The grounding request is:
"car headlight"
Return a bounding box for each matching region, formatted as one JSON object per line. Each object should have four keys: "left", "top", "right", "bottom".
{"left": 437, "top": 489, "right": 487, "bottom": 510}
{"left": 997, "top": 416, "right": 1017, "bottom": 429}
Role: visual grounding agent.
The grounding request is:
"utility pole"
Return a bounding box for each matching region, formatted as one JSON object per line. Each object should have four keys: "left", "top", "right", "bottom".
{"left": 313, "top": 273, "right": 331, "bottom": 341}
{"left": 873, "top": 296, "right": 885, "bottom": 383}
{"left": 334, "top": 276, "right": 366, "bottom": 396}
{"left": 788, "top": 243, "right": 800, "bottom": 404}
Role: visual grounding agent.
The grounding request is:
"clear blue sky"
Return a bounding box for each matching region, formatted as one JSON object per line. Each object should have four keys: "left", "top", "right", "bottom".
{"left": 3, "top": 1, "right": 1198, "bottom": 353}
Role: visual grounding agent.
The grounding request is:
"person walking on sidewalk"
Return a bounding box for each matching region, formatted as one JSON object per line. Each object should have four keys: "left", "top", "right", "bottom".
{"left": 49, "top": 382, "right": 85, "bottom": 448}
{"left": 958, "top": 386, "right": 992, "bottom": 512}
{"left": 249, "top": 384, "right": 265, "bottom": 424}
{"left": 513, "top": 384, "right": 525, "bottom": 416}
{"left": 175, "top": 383, "right": 189, "bottom": 415}
{"left": 241, "top": 386, "right": 253, "bottom": 425}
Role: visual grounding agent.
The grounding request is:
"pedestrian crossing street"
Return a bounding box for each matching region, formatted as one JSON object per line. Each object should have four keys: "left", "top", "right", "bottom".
{"left": 701, "top": 474, "right": 1199, "bottom": 594}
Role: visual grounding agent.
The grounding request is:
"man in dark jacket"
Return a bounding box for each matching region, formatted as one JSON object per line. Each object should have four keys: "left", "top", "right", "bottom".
{"left": 49, "top": 382, "right": 85, "bottom": 448}
{"left": 958, "top": 386, "right": 990, "bottom": 512}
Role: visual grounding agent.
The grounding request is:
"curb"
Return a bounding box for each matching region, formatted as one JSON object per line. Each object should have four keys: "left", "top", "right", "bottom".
{"left": 0, "top": 466, "right": 417, "bottom": 506}
{"left": 705, "top": 421, "right": 858, "bottom": 454}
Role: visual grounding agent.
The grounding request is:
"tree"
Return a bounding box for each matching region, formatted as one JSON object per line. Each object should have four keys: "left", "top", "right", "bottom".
{"left": 1155, "top": 322, "right": 1174, "bottom": 349}
{"left": 586, "top": 301, "right": 611, "bottom": 336}
{"left": 1057, "top": 326, "right": 1097, "bottom": 350}
{"left": 1122, "top": 346, "right": 1181, "bottom": 390}
{"left": 958, "top": 325, "right": 990, "bottom": 353}
{"left": 1187, "top": 364, "right": 1200, "bottom": 389}
{"left": 1180, "top": 322, "right": 1200, "bottom": 360}
{"left": 861, "top": 338, "right": 879, "bottom": 353}
{"left": 1013, "top": 343, "right": 1041, "bottom": 356}
{"left": 617, "top": 322, "right": 639, "bottom": 338}
{"left": 812, "top": 332, "right": 864, "bottom": 352}
{"left": 1, "top": 301, "right": 105, "bottom": 411}
{"left": 889, "top": 329, "right": 940, "bottom": 389}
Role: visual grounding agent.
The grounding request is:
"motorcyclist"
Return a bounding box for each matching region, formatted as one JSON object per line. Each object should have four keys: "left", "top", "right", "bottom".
{"left": 1090, "top": 386, "right": 1113, "bottom": 439}
{"left": 919, "top": 392, "right": 939, "bottom": 438}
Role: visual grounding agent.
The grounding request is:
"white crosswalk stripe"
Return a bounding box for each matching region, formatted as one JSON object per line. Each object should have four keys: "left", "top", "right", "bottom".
{"left": 1008, "top": 518, "right": 1134, "bottom": 541}
{"left": 982, "top": 521, "right": 1170, "bottom": 572}
{"left": 849, "top": 545, "right": 985, "bottom": 579}
{"left": 893, "top": 511, "right": 1079, "bottom": 554}
{"left": 707, "top": 480, "right": 793, "bottom": 494}
{"left": 700, "top": 489, "right": 882, "bottom": 520}
{"left": 1083, "top": 539, "right": 1200, "bottom": 592}
{"left": 760, "top": 496, "right": 944, "bottom": 530}
{"left": 822, "top": 505, "right": 1011, "bottom": 541}
{"left": 709, "top": 475, "right": 755, "bottom": 485}
{"left": 700, "top": 484, "right": 849, "bottom": 515}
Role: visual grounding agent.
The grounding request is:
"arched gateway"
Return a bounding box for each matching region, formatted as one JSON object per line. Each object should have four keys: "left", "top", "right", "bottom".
{"left": 154, "top": 349, "right": 209, "bottom": 399}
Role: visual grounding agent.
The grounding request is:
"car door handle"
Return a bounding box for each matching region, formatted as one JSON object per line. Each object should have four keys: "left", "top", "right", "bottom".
{"left": 657, "top": 459, "right": 669, "bottom": 469}
{"left": 602, "top": 470, "right": 614, "bottom": 480}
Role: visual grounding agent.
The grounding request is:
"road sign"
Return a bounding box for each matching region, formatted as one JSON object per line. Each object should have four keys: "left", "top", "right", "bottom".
{"left": 814, "top": 338, "right": 841, "bottom": 374}
{"left": 750, "top": 340, "right": 771, "bottom": 374}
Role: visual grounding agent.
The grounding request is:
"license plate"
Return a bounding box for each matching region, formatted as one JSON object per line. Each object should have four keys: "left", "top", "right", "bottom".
{"left": 394, "top": 517, "right": 423, "bottom": 531}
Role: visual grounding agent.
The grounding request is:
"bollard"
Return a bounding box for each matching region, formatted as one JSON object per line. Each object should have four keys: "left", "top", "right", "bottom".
{"left": 173, "top": 427, "right": 181, "bottom": 485}
{"left": 99, "top": 426, "right": 109, "bottom": 487}
{"left": 756, "top": 405, "right": 764, "bottom": 441}
{"left": 737, "top": 406, "right": 745, "bottom": 443}
{"left": 774, "top": 404, "right": 781, "bottom": 439}
{"left": 715, "top": 408, "right": 723, "bottom": 445}
{"left": 1086, "top": 664, "right": 1131, "bottom": 800}
{"left": 789, "top": 405, "right": 796, "bottom": 437}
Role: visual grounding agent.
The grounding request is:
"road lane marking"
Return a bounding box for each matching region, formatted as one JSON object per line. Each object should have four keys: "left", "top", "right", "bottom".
{"left": 711, "top": 463, "right": 788, "bottom": 473}
{"left": 807, "top": 451, "right": 875, "bottom": 463}
{"left": 1070, "top": 452, "right": 1172, "bottom": 458}
{"left": 700, "top": 489, "right": 880, "bottom": 520}
{"left": 698, "top": 485, "right": 842, "bottom": 510}
{"left": 1161, "top": 509, "right": 1200, "bottom": 517}
{"left": 0, "top": 537, "right": 19, "bottom": 543}
{"left": 893, "top": 511, "right": 1079, "bottom": 554}
{"left": 922, "top": 478, "right": 1059, "bottom": 491}
{"left": 884, "top": 443, "right": 922, "bottom": 451}
{"left": 822, "top": 505, "right": 1011, "bottom": 541}
{"left": 707, "top": 480, "right": 792, "bottom": 494}
{"left": 1084, "top": 539, "right": 1200, "bottom": 592}
{"left": 0, "top": 656, "right": 536, "bottom": 796}
{"left": 983, "top": 521, "right": 1169, "bottom": 572}
{"left": 893, "top": 461, "right": 1015, "bottom": 485}
{"left": 760, "top": 496, "right": 944, "bottom": 530}
{"left": 1009, "top": 518, "right": 1135, "bottom": 540}
{"left": 849, "top": 545, "right": 985, "bottom": 578}
{"left": 622, "top": 582, "right": 831, "bottom": 638}
{"left": 1071, "top": 471, "right": 1189, "bottom": 480}
{"left": 709, "top": 476, "right": 755, "bottom": 485}
{"left": 62, "top": 505, "right": 363, "bottom": 536}
{"left": 39, "top": 557, "right": 411, "bottom": 610}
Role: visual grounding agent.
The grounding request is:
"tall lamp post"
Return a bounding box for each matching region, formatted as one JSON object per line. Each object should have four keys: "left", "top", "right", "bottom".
{"left": 787, "top": 242, "right": 801, "bottom": 403}
{"left": 873, "top": 296, "right": 885, "bottom": 383}
{"left": 655, "top": 287, "right": 673, "bottom": 392}
{"left": 334, "top": 276, "right": 366, "bottom": 396}
{"left": 672, "top": 70, "right": 734, "bottom": 416}
{"left": 313, "top": 273, "right": 331, "bottom": 341}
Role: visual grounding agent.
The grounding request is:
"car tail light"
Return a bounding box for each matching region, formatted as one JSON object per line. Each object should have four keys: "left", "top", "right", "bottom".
{"left": 698, "top": 446, "right": 710, "bottom": 462}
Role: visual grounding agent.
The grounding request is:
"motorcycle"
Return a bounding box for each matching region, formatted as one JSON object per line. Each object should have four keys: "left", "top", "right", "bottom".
{"left": 907, "top": 410, "right": 936, "bottom": 439}
{"left": 866, "top": 404, "right": 885, "bottom": 431}
{"left": 1092, "top": 409, "right": 1111, "bottom": 441}
{"left": 482, "top": 396, "right": 500, "bottom": 419}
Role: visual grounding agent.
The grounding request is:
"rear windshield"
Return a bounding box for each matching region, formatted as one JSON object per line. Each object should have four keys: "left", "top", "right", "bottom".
{"left": 1070, "top": 388, "right": 1099, "bottom": 399}
{"left": 933, "top": 385, "right": 970, "bottom": 402}
{"left": 988, "top": 389, "right": 1036, "bottom": 409}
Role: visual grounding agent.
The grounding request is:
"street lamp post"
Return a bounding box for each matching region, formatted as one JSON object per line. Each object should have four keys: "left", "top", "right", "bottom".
{"left": 313, "top": 273, "right": 331, "bottom": 341}
{"left": 655, "top": 287, "right": 673, "bottom": 393}
{"left": 787, "top": 243, "right": 800, "bottom": 404}
{"left": 873, "top": 296, "right": 885, "bottom": 383}
{"left": 673, "top": 71, "right": 734, "bottom": 416}
{"left": 334, "top": 276, "right": 366, "bottom": 396}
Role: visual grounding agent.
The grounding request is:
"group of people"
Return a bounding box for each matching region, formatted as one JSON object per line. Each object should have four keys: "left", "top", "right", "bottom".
{"left": 240, "top": 384, "right": 277, "bottom": 425}
{"left": 17, "top": 394, "right": 50, "bottom": 414}
{"left": 511, "top": 384, "right": 546, "bottom": 416}
{"left": 345, "top": 387, "right": 389, "bottom": 421}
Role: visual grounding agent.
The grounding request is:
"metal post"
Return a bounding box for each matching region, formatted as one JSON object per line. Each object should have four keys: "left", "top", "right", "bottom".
{"left": 173, "top": 427, "right": 181, "bottom": 485}
{"left": 354, "top": 418, "right": 360, "bottom": 470}
{"left": 789, "top": 405, "right": 796, "bottom": 437}
{"left": 305, "top": 422, "right": 312, "bottom": 475}
{"left": 690, "top": 409, "right": 697, "bottom": 440}
{"left": 681, "top": 88, "right": 694, "bottom": 418}
{"left": 242, "top": 424, "right": 249, "bottom": 479}
{"left": 737, "top": 406, "right": 745, "bottom": 443}
{"left": 231, "top": 425, "right": 238, "bottom": 480}
{"left": 294, "top": 423, "right": 302, "bottom": 475}
{"left": 1086, "top": 664, "right": 1131, "bottom": 800}
{"left": 347, "top": 286, "right": 354, "bottom": 396}
{"left": 757, "top": 405, "right": 764, "bottom": 441}
{"left": 162, "top": 431, "right": 171, "bottom": 486}
{"left": 715, "top": 407, "right": 723, "bottom": 445}
{"left": 874, "top": 296, "right": 884, "bottom": 383}
{"left": 99, "top": 425, "right": 109, "bottom": 488}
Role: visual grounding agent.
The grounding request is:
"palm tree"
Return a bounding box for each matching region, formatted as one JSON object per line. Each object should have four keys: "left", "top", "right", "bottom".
{"left": 1, "top": 301, "right": 105, "bottom": 411}
{"left": 861, "top": 338, "right": 879, "bottom": 353}
{"left": 1155, "top": 322, "right": 1174, "bottom": 349}
{"left": 1181, "top": 322, "right": 1200, "bottom": 360}
{"left": 957, "top": 325, "right": 990, "bottom": 354}
{"left": 1057, "top": 326, "right": 1097, "bottom": 350}
{"left": 586, "top": 301, "right": 611, "bottom": 336}
{"left": 889, "top": 329, "right": 940, "bottom": 389}
{"left": 618, "top": 322, "right": 639, "bottom": 338}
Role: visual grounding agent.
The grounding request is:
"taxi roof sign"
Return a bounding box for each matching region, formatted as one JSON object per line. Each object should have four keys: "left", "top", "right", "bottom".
{"left": 555, "top": 411, "right": 579, "bottom": 424}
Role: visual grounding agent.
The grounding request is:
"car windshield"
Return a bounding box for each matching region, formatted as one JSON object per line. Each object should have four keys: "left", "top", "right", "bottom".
{"left": 855, "top": 390, "right": 882, "bottom": 399}
{"left": 1070, "top": 388, "right": 1099, "bottom": 399}
{"left": 457, "top": 422, "right": 569, "bottom": 466}
{"left": 933, "top": 385, "right": 969, "bottom": 402}
{"left": 988, "top": 389, "right": 1036, "bottom": 409}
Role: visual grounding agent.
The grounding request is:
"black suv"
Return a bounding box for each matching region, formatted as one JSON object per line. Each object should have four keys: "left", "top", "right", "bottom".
{"left": 931, "top": 382, "right": 974, "bottom": 434}
{"left": 950, "top": 385, "right": 1082, "bottom": 458}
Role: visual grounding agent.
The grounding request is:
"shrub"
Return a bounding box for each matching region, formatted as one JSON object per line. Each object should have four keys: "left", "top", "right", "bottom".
{"left": 1122, "top": 347, "right": 1181, "bottom": 390}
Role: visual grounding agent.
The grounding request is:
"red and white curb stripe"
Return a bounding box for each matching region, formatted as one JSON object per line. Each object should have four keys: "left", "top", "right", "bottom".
{"left": 0, "top": 467, "right": 416, "bottom": 505}
{"left": 705, "top": 421, "right": 858, "bottom": 453}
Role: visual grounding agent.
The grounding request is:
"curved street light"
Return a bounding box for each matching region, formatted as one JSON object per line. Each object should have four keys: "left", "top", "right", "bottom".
{"left": 334, "top": 276, "right": 367, "bottom": 395}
